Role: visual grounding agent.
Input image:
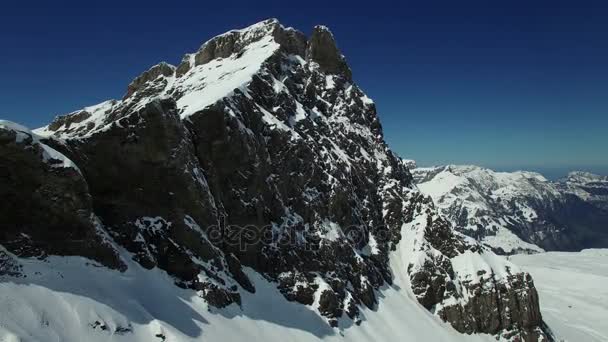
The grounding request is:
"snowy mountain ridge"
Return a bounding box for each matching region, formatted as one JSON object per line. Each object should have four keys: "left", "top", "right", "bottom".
{"left": 2, "top": 19, "right": 551, "bottom": 341}
{"left": 35, "top": 19, "right": 291, "bottom": 139}
{"left": 557, "top": 171, "right": 608, "bottom": 211}
{"left": 411, "top": 164, "right": 608, "bottom": 254}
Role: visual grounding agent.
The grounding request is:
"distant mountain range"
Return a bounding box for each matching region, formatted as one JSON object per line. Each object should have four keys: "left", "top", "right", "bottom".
{"left": 410, "top": 163, "right": 608, "bottom": 254}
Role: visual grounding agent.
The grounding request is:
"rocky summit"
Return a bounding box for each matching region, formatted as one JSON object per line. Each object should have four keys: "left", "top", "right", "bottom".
{"left": 1, "top": 19, "right": 552, "bottom": 341}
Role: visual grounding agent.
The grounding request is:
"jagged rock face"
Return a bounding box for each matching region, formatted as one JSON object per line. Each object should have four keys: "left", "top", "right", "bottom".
{"left": 42, "top": 99, "right": 251, "bottom": 305}
{"left": 412, "top": 165, "right": 608, "bottom": 254}
{"left": 3, "top": 20, "right": 551, "bottom": 340}
{"left": 0, "top": 121, "right": 123, "bottom": 270}
{"left": 437, "top": 272, "right": 545, "bottom": 341}
{"left": 125, "top": 62, "right": 175, "bottom": 99}
{"left": 38, "top": 19, "right": 404, "bottom": 322}
{"left": 402, "top": 196, "right": 548, "bottom": 340}
{"left": 306, "top": 26, "right": 352, "bottom": 80}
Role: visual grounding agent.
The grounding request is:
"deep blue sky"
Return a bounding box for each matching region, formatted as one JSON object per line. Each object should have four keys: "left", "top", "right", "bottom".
{"left": 1, "top": 0, "right": 607, "bottom": 176}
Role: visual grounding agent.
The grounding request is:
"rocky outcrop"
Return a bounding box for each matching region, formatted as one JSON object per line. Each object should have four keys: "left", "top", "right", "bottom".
{"left": 0, "top": 121, "right": 123, "bottom": 270}
{"left": 403, "top": 199, "right": 548, "bottom": 340}
{"left": 176, "top": 19, "right": 307, "bottom": 78}
{"left": 306, "top": 25, "right": 352, "bottom": 80}
{"left": 43, "top": 99, "right": 251, "bottom": 304}
{"left": 4, "top": 20, "right": 552, "bottom": 341}
{"left": 125, "top": 62, "right": 175, "bottom": 98}
{"left": 438, "top": 272, "right": 545, "bottom": 341}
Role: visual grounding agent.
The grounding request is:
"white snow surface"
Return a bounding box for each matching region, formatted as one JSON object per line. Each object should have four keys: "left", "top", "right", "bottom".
{"left": 483, "top": 226, "right": 543, "bottom": 254}
{"left": 0, "top": 225, "right": 501, "bottom": 342}
{"left": 511, "top": 249, "right": 608, "bottom": 342}
{"left": 174, "top": 35, "right": 280, "bottom": 118}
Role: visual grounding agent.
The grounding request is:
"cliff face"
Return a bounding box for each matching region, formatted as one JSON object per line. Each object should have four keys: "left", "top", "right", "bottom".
{"left": 0, "top": 120, "right": 123, "bottom": 269}
{"left": 2, "top": 19, "right": 551, "bottom": 340}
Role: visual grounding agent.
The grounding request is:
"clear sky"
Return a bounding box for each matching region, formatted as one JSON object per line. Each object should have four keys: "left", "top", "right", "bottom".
{"left": 1, "top": 0, "right": 606, "bottom": 177}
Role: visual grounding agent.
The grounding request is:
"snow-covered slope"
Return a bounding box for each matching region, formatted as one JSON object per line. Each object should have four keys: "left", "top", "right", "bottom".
{"left": 512, "top": 249, "right": 608, "bottom": 342}
{"left": 413, "top": 165, "right": 555, "bottom": 254}
{"left": 412, "top": 165, "right": 608, "bottom": 254}
{"left": 0, "top": 228, "right": 506, "bottom": 342}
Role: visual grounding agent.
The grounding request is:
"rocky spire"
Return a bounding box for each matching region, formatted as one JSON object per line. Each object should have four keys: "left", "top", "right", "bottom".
{"left": 306, "top": 25, "right": 352, "bottom": 80}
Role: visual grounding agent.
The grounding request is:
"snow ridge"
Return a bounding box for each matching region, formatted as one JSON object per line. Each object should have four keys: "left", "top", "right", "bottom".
{"left": 412, "top": 163, "right": 608, "bottom": 254}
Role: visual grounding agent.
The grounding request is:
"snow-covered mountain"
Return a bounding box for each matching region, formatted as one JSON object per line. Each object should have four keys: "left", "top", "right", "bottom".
{"left": 557, "top": 171, "right": 608, "bottom": 211}
{"left": 412, "top": 165, "right": 608, "bottom": 254}
{"left": 1, "top": 20, "right": 551, "bottom": 341}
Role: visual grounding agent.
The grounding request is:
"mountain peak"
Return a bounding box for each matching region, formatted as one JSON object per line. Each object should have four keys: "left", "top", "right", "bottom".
{"left": 125, "top": 62, "right": 176, "bottom": 99}
{"left": 173, "top": 18, "right": 306, "bottom": 79}
{"left": 564, "top": 171, "right": 607, "bottom": 183}
{"left": 306, "top": 25, "right": 352, "bottom": 80}
{"left": 39, "top": 19, "right": 361, "bottom": 138}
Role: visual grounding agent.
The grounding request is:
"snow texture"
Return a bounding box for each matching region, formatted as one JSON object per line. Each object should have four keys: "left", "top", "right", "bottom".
{"left": 0, "top": 240, "right": 503, "bottom": 342}
{"left": 512, "top": 249, "right": 608, "bottom": 342}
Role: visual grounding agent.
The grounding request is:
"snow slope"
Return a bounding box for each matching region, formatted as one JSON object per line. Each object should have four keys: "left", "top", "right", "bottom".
{"left": 511, "top": 249, "right": 608, "bottom": 342}
{"left": 0, "top": 226, "right": 498, "bottom": 342}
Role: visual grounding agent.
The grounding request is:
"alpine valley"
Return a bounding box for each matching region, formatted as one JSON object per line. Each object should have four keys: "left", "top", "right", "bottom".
{"left": 1, "top": 19, "right": 606, "bottom": 342}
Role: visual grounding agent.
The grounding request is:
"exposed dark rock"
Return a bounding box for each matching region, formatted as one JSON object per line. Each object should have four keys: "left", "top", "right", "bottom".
{"left": 48, "top": 110, "right": 92, "bottom": 131}
{"left": 306, "top": 25, "right": 352, "bottom": 80}
{"left": 407, "top": 199, "right": 549, "bottom": 339}
{"left": 318, "top": 289, "right": 341, "bottom": 318}
{"left": 195, "top": 281, "right": 242, "bottom": 308}
{"left": 0, "top": 250, "right": 23, "bottom": 277}
{"left": 193, "top": 19, "right": 282, "bottom": 67}
{"left": 0, "top": 125, "right": 124, "bottom": 270}
{"left": 438, "top": 273, "right": 546, "bottom": 341}
{"left": 44, "top": 99, "right": 250, "bottom": 301}
{"left": 125, "top": 62, "right": 175, "bottom": 99}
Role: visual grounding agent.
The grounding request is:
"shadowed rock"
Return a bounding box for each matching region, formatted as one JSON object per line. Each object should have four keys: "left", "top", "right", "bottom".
{"left": 306, "top": 25, "right": 352, "bottom": 80}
